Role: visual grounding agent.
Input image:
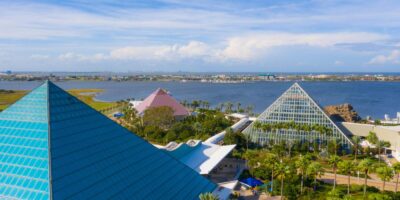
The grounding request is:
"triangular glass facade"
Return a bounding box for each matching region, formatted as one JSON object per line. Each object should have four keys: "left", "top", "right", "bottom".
{"left": 243, "top": 83, "right": 352, "bottom": 147}
{"left": 0, "top": 83, "right": 50, "bottom": 199}
{"left": 1, "top": 81, "right": 216, "bottom": 200}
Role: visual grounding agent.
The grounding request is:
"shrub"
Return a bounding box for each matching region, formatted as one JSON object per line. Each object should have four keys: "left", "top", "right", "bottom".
{"left": 368, "top": 193, "right": 392, "bottom": 200}
{"left": 366, "top": 186, "right": 380, "bottom": 193}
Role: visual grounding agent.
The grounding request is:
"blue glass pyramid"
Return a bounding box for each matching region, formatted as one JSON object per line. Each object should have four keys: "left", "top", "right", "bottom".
{"left": 0, "top": 81, "right": 216, "bottom": 200}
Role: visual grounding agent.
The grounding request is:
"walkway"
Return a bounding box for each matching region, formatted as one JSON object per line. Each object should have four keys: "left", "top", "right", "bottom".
{"left": 321, "top": 173, "right": 399, "bottom": 192}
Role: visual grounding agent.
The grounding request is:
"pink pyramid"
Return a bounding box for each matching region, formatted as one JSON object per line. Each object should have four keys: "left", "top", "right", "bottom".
{"left": 135, "top": 88, "right": 189, "bottom": 117}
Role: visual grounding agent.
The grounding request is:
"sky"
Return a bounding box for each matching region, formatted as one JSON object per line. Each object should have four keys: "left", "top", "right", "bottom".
{"left": 1, "top": 0, "right": 400, "bottom": 72}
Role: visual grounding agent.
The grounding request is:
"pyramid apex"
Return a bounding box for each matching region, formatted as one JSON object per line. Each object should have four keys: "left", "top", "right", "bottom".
{"left": 292, "top": 82, "right": 301, "bottom": 87}
{"left": 289, "top": 82, "right": 305, "bottom": 91}
{"left": 153, "top": 88, "right": 168, "bottom": 95}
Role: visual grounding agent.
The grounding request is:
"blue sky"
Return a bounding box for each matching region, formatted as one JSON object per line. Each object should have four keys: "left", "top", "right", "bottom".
{"left": 1, "top": 0, "right": 400, "bottom": 72}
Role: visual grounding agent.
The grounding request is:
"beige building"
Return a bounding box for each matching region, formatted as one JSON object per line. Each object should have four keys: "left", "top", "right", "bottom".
{"left": 339, "top": 122, "right": 400, "bottom": 152}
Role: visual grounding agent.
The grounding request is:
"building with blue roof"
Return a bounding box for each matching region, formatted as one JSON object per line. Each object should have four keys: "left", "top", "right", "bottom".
{"left": 0, "top": 81, "right": 216, "bottom": 200}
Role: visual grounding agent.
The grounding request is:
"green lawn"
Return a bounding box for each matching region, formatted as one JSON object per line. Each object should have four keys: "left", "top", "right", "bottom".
{"left": 0, "top": 90, "right": 27, "bottom": 111}
{"left": 67, "top": 89, "right": 117, "bottom": 111}
{"left": 0, "top": 89, "right": 117, "bottom": 112}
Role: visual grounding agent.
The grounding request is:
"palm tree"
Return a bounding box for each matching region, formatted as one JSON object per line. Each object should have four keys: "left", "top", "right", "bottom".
{"left": 352, "top": 136, "right": 361, "bottom": 161}
{"left": 358, "top": 158, "right": 374, "bottom": 199}
{"left": 203, "top": 101, "right": 210, "bottom": 109}
{"left": 181, "top": 100, "right": 188, "bottom": 108}
{"left": 246, "top": 105, "right": 254, "bottom": 116}
{"left": 393, "top": 162, "right": 400, "bottom": 193}
{"left": 296, "top": 154, "right": 311, "bottom": 194}
{"left": 331, "top": 139, "right": 339, "bottom": 155}
{"left": 338, "top": 160, "right": 356, "bottom": 195}
{"left": 253, "top": 121, "right": 262, "bottom": 130}
{"left": 199, "top": 192, "right": 219, "bottom": 200}
{"left": 225, "top": 102, "right": 233, "bottom": 113}
{"left": 236, "top": 102, "right": 241, "bottom": 113}
{"left": 307, "top": 162, "right": 324, "bottom": 191}
{"left": 191, "top": 100, "right": 200, "bottom": 110}
{"left": 263, "top": 154, "right": 279, "bottom": 193}
{"left": 275, "top": 160, "right": 291, "bottom": 200}
{"left": 328, "top": 155, "right": 342, "bottom": 190}
{"left": 193, "top": 122, "right": 202, "bottom": 138}
{"left": 366, "top": 131, "right": 378, "bottom": 145}
{"left": 216, "top": 103, "right": 224, "bottom": 112}
{"left": 376, "top": 166, "right": 394, "bottom": 191}
{"left": 376, "top": 140, "right": 385, "bottom": 164}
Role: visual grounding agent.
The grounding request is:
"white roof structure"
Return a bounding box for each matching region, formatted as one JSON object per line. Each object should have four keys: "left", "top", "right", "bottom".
{"left": 129, "top": 100, "right": 143, "bottom": 108}
{"left": 205, "top": 118, "right": 250, "bottom": 144}
{"left": 213, "top": 181, "right": 239, "bottom": 200}
{"left": 228, "top": 113, "right": 248, "bottom": 119}
{"left": 156, "top": 140, "right": 236, "bottom": 175}
{"left": 379, "top": 125, "right": 400, "bottom": 132}
{"left": 360, "top": 140, "right": 376, "bottom": 148}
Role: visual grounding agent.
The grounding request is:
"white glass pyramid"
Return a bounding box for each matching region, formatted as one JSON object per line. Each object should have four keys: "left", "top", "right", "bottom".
{"left": 243, "top": 83, "right": 352, "bottom": 147}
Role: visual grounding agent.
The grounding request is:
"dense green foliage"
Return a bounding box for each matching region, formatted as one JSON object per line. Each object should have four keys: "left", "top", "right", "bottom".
{"left": 367, "top": 131, "right": 379, "bottom": 144}
{"left": 199, "top": 192, "right": 219, "bottom": 200}
{"left": 143, "top": 106, "right": 175, "bottom": 129}
{"left": 122, "top": 106, "right": 233, "bottom": 144}
{"left": 181, "top": 100, "right": 255, "bottom": 116}
{"left": 223, "top": 128, "right": 249, "bottom": 150}
{"left": 253, "top": 120, "right": 333, "bottom": 135}
{"left": 238, "top": 140, "right": 399, "bottom": 200}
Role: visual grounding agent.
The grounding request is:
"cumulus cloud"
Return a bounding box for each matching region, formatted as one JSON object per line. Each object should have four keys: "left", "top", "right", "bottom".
{"left": 56, "top": 32, "right": 389, "bottom": 63}
{"left": 369, "top": 50, "right": 400, "bottom": 65}
{"left": 57, "top": 41, "right": 213, "bottom": 62}
{"left": 109, "top": 41, "right": 212, "bottom": 60}
{"left": 218, "top": 32, "right": 388, "bottom": 60}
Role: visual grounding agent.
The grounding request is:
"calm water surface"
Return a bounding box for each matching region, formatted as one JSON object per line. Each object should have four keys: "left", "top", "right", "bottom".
{"left": 1, "top": 81, "right": 399, "bottom": 119}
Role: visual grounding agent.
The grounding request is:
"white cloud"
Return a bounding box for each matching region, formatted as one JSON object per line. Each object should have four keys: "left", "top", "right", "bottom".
{"left": 369, "top": 50, "right": 400, "bottom": 65}
{"left": 56, "top": 41, "right": 212, "bottom": 62}
{"left": 218, "top": 32, "right": 388, "bottom": 60}
{"left": 58, "top": 52, "right": 83, "bottom": 61}
{"left": 56, "top": 32, "right": 389, "bottom": 63}
{"left": 334, "top": 60, "right": 343, "bottom": 65}
{"left": 109, "top": 41, "right": 212, "bottom": 60}
{"left": 176, "top": 41, "right": 210, "bottom": 57}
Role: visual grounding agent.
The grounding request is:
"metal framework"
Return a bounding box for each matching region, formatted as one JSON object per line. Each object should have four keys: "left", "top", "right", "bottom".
{"left": 243, "top": 83, "right": 353, "bottom": 147}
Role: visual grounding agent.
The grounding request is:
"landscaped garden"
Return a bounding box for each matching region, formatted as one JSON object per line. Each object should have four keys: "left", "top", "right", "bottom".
{"left": 222, "top": 129, "right": 400, "bottom": 200}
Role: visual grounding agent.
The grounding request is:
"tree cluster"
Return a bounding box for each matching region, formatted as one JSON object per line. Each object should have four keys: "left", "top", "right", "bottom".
{"left": 253, "top": 120, "right": 334, "bottom": 135}
{"left": 121, "top": 105, "right": 233, "bottom": 144}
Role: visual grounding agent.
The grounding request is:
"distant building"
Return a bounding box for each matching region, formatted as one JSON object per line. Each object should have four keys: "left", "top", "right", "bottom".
{"left": 242, "top": 83, "right": 352, "bottom": 147}
{"left": 257, "top": 73, "right": 275, "bottom": 80}
{"left": 377, "top": 113, "right": 400, "bottom": 125}
{"left": 0, "top": 81, "right": 216, "bottom": 199}
{"left": 135, "top": 88, "right": 190, "bottom": 119}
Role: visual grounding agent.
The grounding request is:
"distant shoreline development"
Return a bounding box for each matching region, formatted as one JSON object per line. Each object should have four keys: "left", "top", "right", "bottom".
{"left": 2, "top": 71, "right": 400, "bottom": 82}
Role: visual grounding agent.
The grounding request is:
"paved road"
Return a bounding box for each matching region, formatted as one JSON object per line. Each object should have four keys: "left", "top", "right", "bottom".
{"left": 321, "top": 173, "right": 399, "bottom": 192}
